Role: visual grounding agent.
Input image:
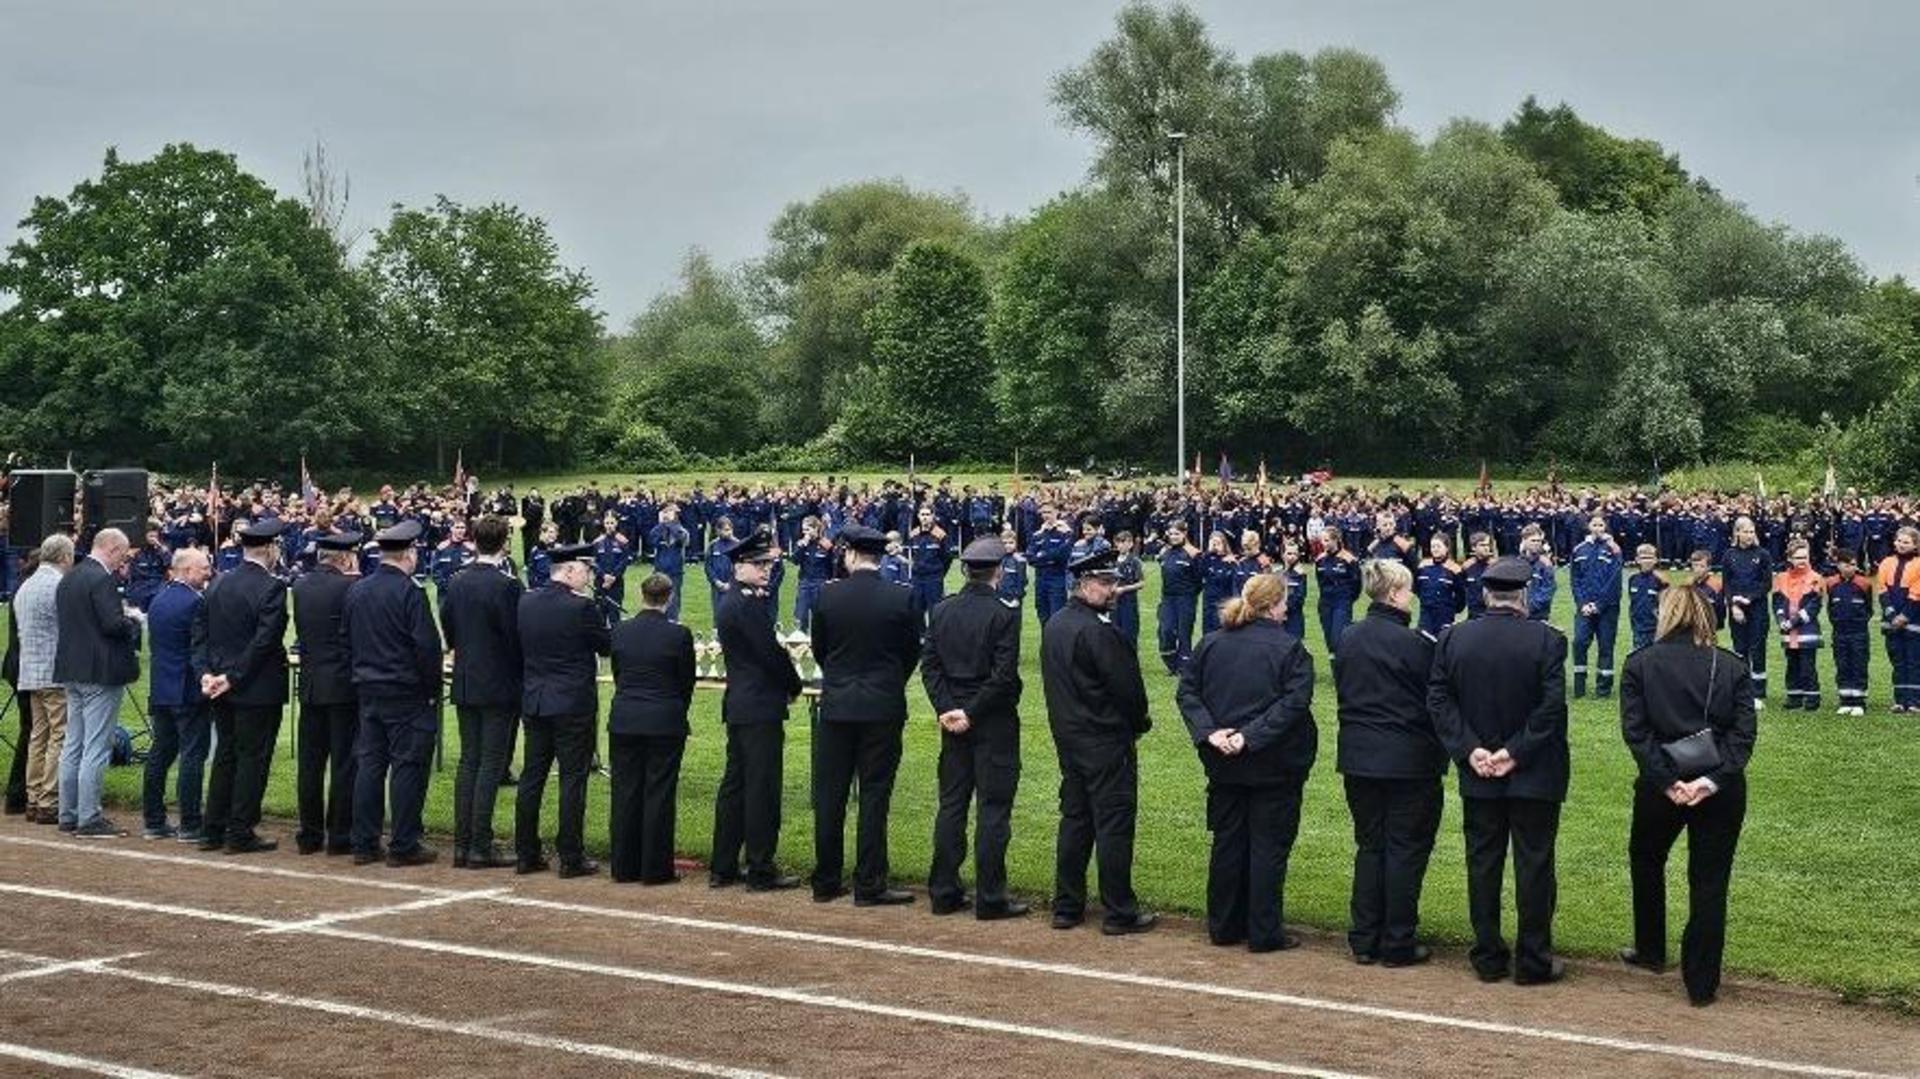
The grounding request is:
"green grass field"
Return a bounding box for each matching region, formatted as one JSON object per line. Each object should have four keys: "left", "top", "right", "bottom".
{"left": 10, "top": 537, "right": 1918, "bottom": 1010}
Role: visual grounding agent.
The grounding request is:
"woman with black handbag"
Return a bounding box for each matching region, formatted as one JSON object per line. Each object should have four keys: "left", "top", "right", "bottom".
{"left": 1618, "top": 585, "right": 1759, "bottom": 1006}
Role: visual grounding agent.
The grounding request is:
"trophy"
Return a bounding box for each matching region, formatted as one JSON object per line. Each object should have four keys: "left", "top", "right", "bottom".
{"left": 780, "top": 628, "right": 816, "bottom": 683}
{"left": 697, "top": 630, "right": 723, "bottom": 681}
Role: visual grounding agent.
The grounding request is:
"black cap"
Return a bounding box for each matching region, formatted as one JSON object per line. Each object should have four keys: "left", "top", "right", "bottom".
{"left": 1068, "top": 545, "right": 1120, "bottom": 578}
{"left": 316, "top": 531, "right": 363, "bottom": 552}
{"left": 374, "top": 519, "right": 422, "bottom": 550}
{"left": 726, "top": 531, "right": 778, "bottom": 564}
{"left": 959, "top": 537, "right": 1007, "bottom": 566}
{"left": 551, "top": 542, "right": 595, "bottom": 564}
{"left": 839, "top": 524, "right": 888, "bottom": 556}
{"left": 1482, "top": 556, "right": 1532, "bottom": 591}
{"left": 237, "top": 519, "right": 286, "bottom": 547}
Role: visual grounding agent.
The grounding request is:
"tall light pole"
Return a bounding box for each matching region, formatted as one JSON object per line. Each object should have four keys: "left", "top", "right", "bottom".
{"left": 1170, "top": 130, "right": 1187, "bottom": 483}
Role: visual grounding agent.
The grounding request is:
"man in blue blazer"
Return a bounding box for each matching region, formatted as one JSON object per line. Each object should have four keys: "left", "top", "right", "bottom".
{"left": 141, "top": 548, "right": 212, "bottom": 841}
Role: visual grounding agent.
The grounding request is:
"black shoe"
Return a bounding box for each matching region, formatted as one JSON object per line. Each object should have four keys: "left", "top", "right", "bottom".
{"left": 466, "top": 847, "right": 513, "bottom": 870}
{"left": 557, "top": 858, "right": 600, "bottom": 879}
{"left": 854, "top": 889, "right": 915, "bottom": 907}
{"left": 1101, "top": 912, "right": 1158, "bottom": 936}
{"left": 296, "top": 839, "right": 324, "bottom": 856}
{"left": 639, "top": 873, "right": 684, "bottom": 886}
{"left": 976, "top": 901, "right": 1029, "bottom": 921}
{"left": 75, "top": 818, "right": 130, "bottom": 840}
{"left": 1382, "top": 945, "right": 1433, "bottom": 968}
{"left": 353, "top": 849, "right": 387, "bottom": 866}
{"left": 516, "top": 857, "right": 552, "bottom": 875}
{"left": 2, "top": 802, "right": 24, "bottom": 816}
{"left": 708, "top": 873, "right": 741, "bottom": 889}
{"left": 1051, "top": 911, "right": 1084, "bottom": 930}
{"left": 225, "top": 837, "right": 277, "bottom": 855}
{"left": 1619, "top": 948, "right": 1667, "bottom": 973}
{"left": 1210, "top": 934, "right": 1247, "bottom": 948}
{"left": 930, "top": 897, "right": 973, "bottom": 916}
{"left": 747, "top": 874, "right": 802, "bottom": 892}
{"left": 1248, "top": 933, "right": 1303, "bottom": 954}
{"left": 387, "top": 847, "right": 439, "bottom": 868}
{"left": 1689, "top": 991, "right": 1718, "bottom": 1008}
{"left": 1352, "top": 951, "right": 1380, "bottom": 966}
{"left": 452, "top": 849, "right": 469, "bottom": 869}
{"left": 812, "top": 884, "right": 850, "bottom": 903}
{"left": 1474, "top": 965, "right": 1510, "bottom": 983}
{"left": 325, "top": 842, "right": 353, "bottom": 856}
{"left": 1515, "top": 957, "right": 1568, "bottom": 986}
{"left": 197, "top": 836, "right": 226, "bottom": 852}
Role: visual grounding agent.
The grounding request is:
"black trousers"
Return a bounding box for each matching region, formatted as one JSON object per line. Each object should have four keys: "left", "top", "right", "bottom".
{"left": 1206, "top": 777, "right": 1306, "bottom": 950}
{"left": 6, "top": 691, "right": 34, "bottom": 811}
{"left": 811, "top": 720, "right": 904, "bottom": 896}
{"left": 352, "top": 698, "right": 438, "bottom": 856}
{"left": 1629, "top": 777, "right": 1747, "bottom": 1001}
{"left": 712, "top": 722, "right": 786, "bottom": 884}
{"left": 1052, "top": 740, "right": 1140, "bottom": 926}
{"left": 454, "top": 705, "right": 520, "bottom": 856}
{"left": 1461, "top": 796, "right": 1561, "bottom": 979}
{"left": 609, "top": 733, "right": 685, "bottom": 883}
{"left": 516, "top": 712, "right": 595, "bottom": 866}
{"left": 204, "top": 703, "right": 281, "bottom": 846}
{"left": 929, "top": 726, "right": 1020, "bottom": 909}
{"left": 296, "top": 701, "right": 358, "bottom": 849}
{"left": 1344, "top": 774, "right": 1444, "bottom": 961}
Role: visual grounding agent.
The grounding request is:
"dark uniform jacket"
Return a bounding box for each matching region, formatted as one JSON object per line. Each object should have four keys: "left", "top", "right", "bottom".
{"left": 1176, "top": 618, "right": 1316, "bottom": 786}
{"left": 1333, "top": 605, "right": 1446, "bottom": 780}
{"left": 191, "top": 559, "right": 289, "bottom": 707}
{"left": 1427, "top": 607, "right": 1570, "bottom": 802}
{"left": 291, "top": 565, "right": 356, "bottom": 706}
{"left": 439, "top": 560, "right": 525, "bottom": 710}
{"left": 53, "top": 556, "right": 141, "bottom": 687}
{"left": 812, "top": 569, "right": 920, "bottom": 725}
{"left": 1620, "top": 638, "right": 1758, "bottom": 790}
{"left": 517, "top": 583, "right": 610, "bottom": 719}
{"left": 921, "top": 582, "right": 1022, "bottom": 733}
{"left": 715, "top": 586, "right": 801, "bottom": 725}
{"left": 1040, "top": 598, "right": 1150, "bottom": 749}
{"left": 342, "top": 564, "right": 443, "bottom": 703}
{"left": 609, "top": 610, "right": 696, "bottom": 737}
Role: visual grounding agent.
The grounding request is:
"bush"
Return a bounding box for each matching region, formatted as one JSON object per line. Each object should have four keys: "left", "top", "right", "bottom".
{"left": 603, "top": 420, "right": 684, "bottom": 472}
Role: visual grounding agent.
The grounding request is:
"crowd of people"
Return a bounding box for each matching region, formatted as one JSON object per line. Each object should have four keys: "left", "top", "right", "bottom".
{"left": 3, "top": 466, "right": 1919, "bottom": 1009}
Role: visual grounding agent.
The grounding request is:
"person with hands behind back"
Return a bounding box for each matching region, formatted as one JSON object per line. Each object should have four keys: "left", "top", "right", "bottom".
{"left": 1618, "top": 586, "right": 1758, "bottom": 1007}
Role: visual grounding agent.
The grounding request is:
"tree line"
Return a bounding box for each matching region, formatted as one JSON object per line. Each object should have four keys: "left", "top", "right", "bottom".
{"left": 3, "top": 2, "right": 1916, "bottom": 486}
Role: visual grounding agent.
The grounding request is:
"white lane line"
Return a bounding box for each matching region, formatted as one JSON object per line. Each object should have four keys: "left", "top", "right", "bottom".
{"left": 0, "top": 948, "right": 783, "bottom": 1079}
{"left": 0, "top": 951, "right": 147, "bottom": 984}
{"left": 0, "top": 882, "right": 281, "bottom": 928}
{"left": 4, "top": 884, "right": 1368, "bottom": 1079}
{"left": 6, "top": 838, "right": 1909, "bottom": 1079}
{"left": 0, "top": 1041, "right": 186, "bottom": 1079}
{"left": 255, "top": 888, "right": 510, "bottom": 935}
{"left": 0, "top": 835, "right": 453, "bottom": 895}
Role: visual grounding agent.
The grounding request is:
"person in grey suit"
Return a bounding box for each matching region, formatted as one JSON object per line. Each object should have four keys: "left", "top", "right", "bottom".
{"left": 14, "top": 536, "right": 74, "bottom": 824}
{"left": 53, "top": 527, "right": 141, "bottom": 838}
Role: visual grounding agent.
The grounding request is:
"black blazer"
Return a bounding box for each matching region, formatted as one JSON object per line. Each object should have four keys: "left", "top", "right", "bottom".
{"left": 609, "top": 610, "right": 695, "bottom": 737}
{"left": 1177, "top": 618, "right": 1317, "bottom": 787}
{"left": 52, "top": 556, "right": 140, "bottom": 686}
{"left": 811, "top": 570, "right": 920, "bottom": 725}
{"left": 715, "top": 586, "right": 800, "bottom": 725}
{"left": 291, "top": 566, "right": 355, "bottom": 706}
{"left": 517, "top": 584, "right": 609, "bottom": 718}
{"left": 439, "top": 561, "right": 525, "bottom": 710}
{"left": 1621, "top": 638, "right": 1757, "bottom": 790}
{"left": 192, "top": 560, "right": 290, "bottom": 707}
{"left": 921, "top": 583, "right": 1022, "bottom": 732}
{"left": 1040, "top": 598, "right": 1150, "bottom": 749}
{"left": 342, "top": 565, "right": 444, "bottom": 702}
{"left": 1332, "top": 604, "right": 1447, "bottom": 780}
{"left": 1427, "top": 608, "right": 1569, "bottom": 802}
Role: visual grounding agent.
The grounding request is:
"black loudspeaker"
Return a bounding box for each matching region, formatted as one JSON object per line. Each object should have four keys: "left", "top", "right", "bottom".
{"left": 7, "top": 470, "right": 79, "bottom": 548}
{"left": 82, "top": 468, "right": 151, "bottom": 540}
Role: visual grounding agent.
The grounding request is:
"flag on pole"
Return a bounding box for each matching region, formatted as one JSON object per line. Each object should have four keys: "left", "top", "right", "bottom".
{"left": 300, "top": 455, "right": 317, "bottom": 513}
{"left": 453, "top": 448, "right": 467, "bottom": 493}
{"left": 1477, "top": 459, "right": 1490, "bottom": 494}
{"left": 1190, "top": 451, "right": 1201, "bottom": 487}
{"left": 1823, "top": 458, "right": 1838, "bottom": 498}
{"left": 1651, "top": 456, "right": 1663, "bottom": 491}
{"left": 207, "top": 462, "right": 221, "bottom": 540}
{"left": 1756, "top": 471, "right": 1767, "bottom": 500}
{"left": 1010, "top": 449, "right": 1023, "bottom": 500}
{"left": 1256, "top": 457, "right": 1269, "bottom": 494}
{"left": 64, "top": 450, "right": 74, "bottom": 472}
{"left": 1217, "top": 451, "right": 1232, "bottom": 489}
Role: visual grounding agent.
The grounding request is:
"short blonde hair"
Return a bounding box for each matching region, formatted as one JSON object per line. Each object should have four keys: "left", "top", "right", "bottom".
{"left": 1361, "top": 558, "right": 1411, "bottom": 603}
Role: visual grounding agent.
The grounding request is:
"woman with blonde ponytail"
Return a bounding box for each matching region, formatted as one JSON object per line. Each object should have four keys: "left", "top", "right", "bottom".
{"left": 1175, "top": 572, "right": 1317, "bottom": 953}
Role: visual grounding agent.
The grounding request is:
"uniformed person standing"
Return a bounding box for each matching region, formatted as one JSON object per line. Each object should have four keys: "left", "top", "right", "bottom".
{"left": 289, "top": 531, "right": 363, "bottom": 855}
{"left": 1427, "top": 556, "right": 1570, "bottom": 985}
{"left": 342, "top": 520, "right": 445, "bottom": 867}
{"left": 607, "top": 573, "right": 696, "bottom": 884}
{"left": 1041, "top": 546, "right": 1155, "bottom": 935}
{"left": 922, "top": 537, "right": 1028, "bottom": 919}
{"left": 809, "top": 525, "right": 921, "bottom": 905}
{"left": 515, "top": 543, "right": 610, "bottom": 877}
{"left": 439, "top": 515, "right": 524, "bottom": 869}
{"left": 710, "top": 531, "right": 804, "bottom": 891}
{"left": 193, "top": 520, "right": 291, "bottom": 854}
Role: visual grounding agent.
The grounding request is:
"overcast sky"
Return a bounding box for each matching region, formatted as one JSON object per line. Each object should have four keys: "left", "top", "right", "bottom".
{"left": 3, "top": 0, "right": 1916, "bottom": 325}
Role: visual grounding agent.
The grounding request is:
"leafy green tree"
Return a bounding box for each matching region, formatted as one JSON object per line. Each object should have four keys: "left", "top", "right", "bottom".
{"left": 1287, "top": 304, "right": 1457, "bottom": 461}
{"left": 607, "top": 250, "right": 764, "bottom": 456}
{"left": 0, "top": 143, "right": 378, "bottom": 473}
{"left": 1246, "top": 47, "right": 1398, "bottom": 186}
{"left": 842, "top": 241, "right": 991, "bottom": 460}
{"left": 1501, "top": 97, "right": 1691, "bottom": 216}
{"left": 363, "top": 196, "right": 603, "bottom": 470}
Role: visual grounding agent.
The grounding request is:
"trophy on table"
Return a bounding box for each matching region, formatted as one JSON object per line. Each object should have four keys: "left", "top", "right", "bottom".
{"left": 697, "top": 630, "right": 725, "bottom": 681}
{"left": 781, "top": 627, "right": 817, "bottom": 684}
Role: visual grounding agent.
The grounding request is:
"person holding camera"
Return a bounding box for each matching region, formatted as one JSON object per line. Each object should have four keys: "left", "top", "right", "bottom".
{"left": 1618, "top": 586, "right": 1758, "bottom": 1006}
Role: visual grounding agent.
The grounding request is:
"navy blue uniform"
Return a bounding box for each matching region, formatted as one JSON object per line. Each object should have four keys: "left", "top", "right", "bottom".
{"left": 1113, "top": 553, "right": 1144, "bottom": 646}
{"left": 1627, "top": 569, "right": 1667, "bottom": 650}
{"left": 341, "top": 564, "right": 444, "bottom": 860}
{"left": 1721, "top": 545, "right": 1773, "bottom": 700}
{"left": 1414, "top": 559, "right": 1464, "bottom": 641}
{"left": 1826, "top": 573, "right": 1871, "bottom": 709}
{"left": 647, "top": 522, "right": 691, "bottom": 621}
{"left": 1314, "top": 553, "right": 1360, "bottom": 657}
{"left": 789, "top": 538, "right": 835, "bottom": 631}
{"left": 1029, "top": 526, "right": 1072, "bottom": 625}
{"left": 1569, "top": 538, "right": 1623, "bottom": 696}
{"left": 1157, "top": 545, "right": 1201, "bottom": 674}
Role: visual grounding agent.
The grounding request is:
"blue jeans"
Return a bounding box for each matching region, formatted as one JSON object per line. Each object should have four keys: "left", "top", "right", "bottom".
{"left": 143, "top": 704, "right": 211, "bottom": 831}
{"left": 662, "top": 572, "right": 684, "bottom": 622}
{"left": 794, "top": 581, "right": 822, "bottom": 631}
{"left": 58, "top": 682, "right": 124, "bottom": 827}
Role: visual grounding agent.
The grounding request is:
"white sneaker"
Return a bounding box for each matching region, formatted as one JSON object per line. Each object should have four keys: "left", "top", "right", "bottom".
{"left": 1752, "top": 700, "right": 1765, "bottom": 712}
{"left": 1852, "top": 706, "right": 1868, "bottom": 717}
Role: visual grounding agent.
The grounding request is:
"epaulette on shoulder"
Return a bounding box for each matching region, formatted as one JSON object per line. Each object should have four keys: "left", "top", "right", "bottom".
{"left": 999, "top": 598, "right": 1019, "bottom": 609}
